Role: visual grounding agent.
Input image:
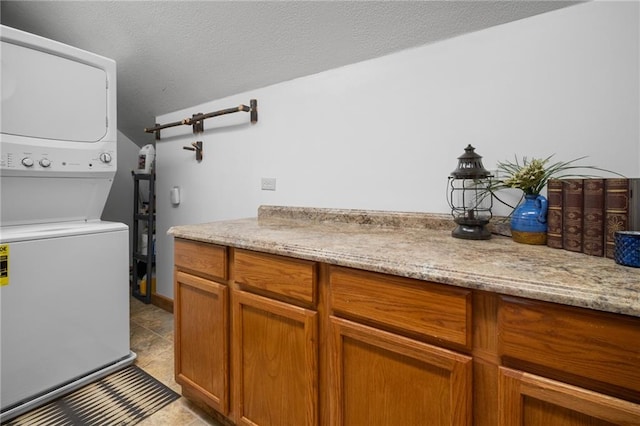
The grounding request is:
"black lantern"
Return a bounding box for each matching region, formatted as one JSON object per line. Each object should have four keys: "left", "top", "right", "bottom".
{"left": 448, "top": 145, "right": 493, "bottom": 240}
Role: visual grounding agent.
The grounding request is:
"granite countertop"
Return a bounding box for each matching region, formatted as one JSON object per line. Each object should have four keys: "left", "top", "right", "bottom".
{"left": 168, "top": 206, "right": 640, "bottom": 318}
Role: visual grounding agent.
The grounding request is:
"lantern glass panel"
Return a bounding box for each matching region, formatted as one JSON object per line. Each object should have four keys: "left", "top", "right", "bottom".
{"left": 449, "top": 177, "right": 492, "bottom": 222}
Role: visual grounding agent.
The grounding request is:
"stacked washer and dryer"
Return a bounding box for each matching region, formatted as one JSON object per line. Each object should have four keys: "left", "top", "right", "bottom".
{"left": 0, "top": 26, "right": 135, "bottom": 421}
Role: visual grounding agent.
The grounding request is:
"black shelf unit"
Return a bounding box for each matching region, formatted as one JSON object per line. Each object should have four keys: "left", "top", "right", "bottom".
{"left": 131, "top": 172, "right": 155, "bottom": 303}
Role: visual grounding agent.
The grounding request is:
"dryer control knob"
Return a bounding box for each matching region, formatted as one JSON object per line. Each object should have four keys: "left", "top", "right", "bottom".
{"left": 21, "top": 157, "right": 34, "bottom": 167}
{"left": 39, "top": 158, "right": 52, "bottom": 168}
{"left": 99, "top": 152, "right": 112, "bottom": 163}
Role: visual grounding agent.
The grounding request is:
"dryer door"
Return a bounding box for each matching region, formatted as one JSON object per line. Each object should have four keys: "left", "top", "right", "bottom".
{"left": 1, "top": 40, "right": 108, "bottom": 142}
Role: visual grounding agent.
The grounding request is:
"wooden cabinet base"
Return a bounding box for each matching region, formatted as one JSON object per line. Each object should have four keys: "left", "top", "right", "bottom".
{"left": 174, "top": 242, "right": 640, "bottom": 425}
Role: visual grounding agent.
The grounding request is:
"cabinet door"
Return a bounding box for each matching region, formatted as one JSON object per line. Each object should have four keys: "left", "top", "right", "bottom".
{"left": 499, "top": 367, "right": 640, "bottom": 426}
{"left": 232, "top": 289, "right": 318, "bottom": 426}
{"left": 175, "top": 271, "right": 229, "bottom": 414}
{"left": 329, "top": 316, "right": 472, "bottom": 426}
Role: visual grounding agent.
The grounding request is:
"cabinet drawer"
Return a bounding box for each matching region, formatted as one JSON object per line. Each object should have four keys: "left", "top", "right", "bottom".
{"left": 499, "top": 296, "right": 640, "bottom": 396}
{"left": 233, "top": 249, "right": 317, "bottom": 305}
{"left": 329, "top": 266, "right": 472, "bottom": 348}
{"left": 175, "top": 238, "right": 227, "bottom": 280}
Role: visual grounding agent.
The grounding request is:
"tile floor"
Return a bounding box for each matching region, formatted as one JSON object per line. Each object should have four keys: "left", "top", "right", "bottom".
{"left": 130, "top": 296, "right": 223, "bottom": 425}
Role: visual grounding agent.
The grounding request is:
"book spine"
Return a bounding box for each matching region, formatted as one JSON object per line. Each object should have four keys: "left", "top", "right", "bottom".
{"left": 562, "top": 179, "right": 584, "bottom": 253}
{"left": 604, "top": 178, "right": 630, "bottom": 259}
{"left": 546, "top": 179, "right": 563, "bottom": 249}
{"left": 629, "top": 178, "right": 640, "bottom": 231}
{"left": 582, "top": 179, "right": 604, "bottom": 256}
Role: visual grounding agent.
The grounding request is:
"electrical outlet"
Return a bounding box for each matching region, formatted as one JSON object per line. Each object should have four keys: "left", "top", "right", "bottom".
{"left": 261, "top": 177, "right": 276, "bottom": 191}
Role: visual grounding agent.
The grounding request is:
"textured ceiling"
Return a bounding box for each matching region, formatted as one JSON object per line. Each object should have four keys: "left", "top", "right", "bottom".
{"left": 1, "top": 1, "right": 579, "bottom": 146}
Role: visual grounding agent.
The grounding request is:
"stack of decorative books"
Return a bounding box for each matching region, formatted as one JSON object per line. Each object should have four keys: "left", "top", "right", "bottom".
{"left": 546, "top": 178, "right": 639, "bottom": 258}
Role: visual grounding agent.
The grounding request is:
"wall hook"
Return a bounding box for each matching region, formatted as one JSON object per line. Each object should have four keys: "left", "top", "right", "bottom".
{"left": 183, "top": 141, "right": 203, "bottom": 162}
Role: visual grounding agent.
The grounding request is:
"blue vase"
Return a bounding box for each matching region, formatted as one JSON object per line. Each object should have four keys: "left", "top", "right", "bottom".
{"left": 511, "top": 194, "right": 548, "bottom": 244}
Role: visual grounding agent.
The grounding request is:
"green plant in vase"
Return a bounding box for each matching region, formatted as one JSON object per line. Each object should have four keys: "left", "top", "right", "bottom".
{"left": 488, "top": 155, "right": 620, "bottom": 245}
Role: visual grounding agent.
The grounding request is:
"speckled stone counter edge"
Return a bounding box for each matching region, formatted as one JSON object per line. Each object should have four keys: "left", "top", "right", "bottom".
{"left": 169, "top": 206, "right": 638, "bottom": 317}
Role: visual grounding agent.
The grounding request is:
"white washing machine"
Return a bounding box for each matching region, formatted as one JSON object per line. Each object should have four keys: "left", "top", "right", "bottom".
{"left": 0, "top": 25, "right": 135, "bottom": 421}
{"left": 0, "top": 222, "right": 132, "bottom": 415}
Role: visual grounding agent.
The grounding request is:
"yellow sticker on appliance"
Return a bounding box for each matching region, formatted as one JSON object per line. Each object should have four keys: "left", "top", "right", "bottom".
{"left": 0, "top": 244, "right": 8, "bottom": 286}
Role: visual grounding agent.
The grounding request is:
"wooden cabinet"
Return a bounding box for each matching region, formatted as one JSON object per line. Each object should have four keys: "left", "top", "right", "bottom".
{"left": 328, "top": 266, "right": 473, "bottom": 425}
{"left": 174, "top": 239, "right": 229, "bottom": 414}
{"left": 232, "top": 249, "right": 319, "bottom": 426}
{"left": 173, "top": 239, "right": 640, "bottom": 425}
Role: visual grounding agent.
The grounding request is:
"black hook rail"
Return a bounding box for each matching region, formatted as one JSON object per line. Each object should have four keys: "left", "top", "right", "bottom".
{"left": 144, "top": 99, "right": 258, "bottom": 139}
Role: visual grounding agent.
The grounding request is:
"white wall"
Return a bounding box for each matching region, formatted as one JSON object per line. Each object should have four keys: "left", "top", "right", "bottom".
{"left": 102, "top": 130, "right": 142, "bottom": 263}
{"left": 155, "top": 1, "right": 640, "bottom": 299}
